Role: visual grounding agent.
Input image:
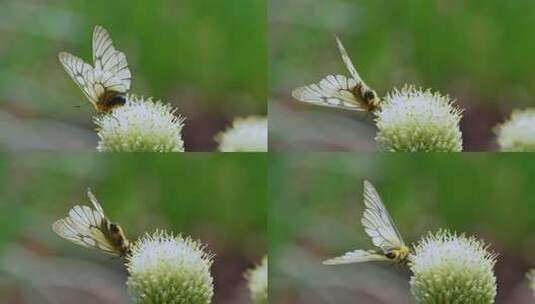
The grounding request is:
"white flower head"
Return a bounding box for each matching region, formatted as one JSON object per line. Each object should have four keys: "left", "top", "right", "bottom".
{"left": 495, "top": 108, "right": 535, "bottom": 151}
{"left": 245, "top": 256, "right": 268, "bottom": 304}
{"left": 95, "top": 94, "right": 185, "bottom": 152}
{"left": 216, "top": 116, "right": 267, "bottom": 152}
{"left": 409, "top": 230, "right": 497, "bottom": 304}
{"left": 127, "top": 230, "right": 214, "bottom": 304}
{"left": 527, "top": 269, "right": 535, "bottom": 299}
{"left": 375, "top": 85, "right": 463, "bottom": 152}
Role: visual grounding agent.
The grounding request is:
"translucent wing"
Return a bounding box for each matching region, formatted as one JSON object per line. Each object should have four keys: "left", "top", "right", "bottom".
{"left": 52, "top": 192, "right": 118, "bottom": 255}
{"left": 292, "top": 75, "right": 366, "bottom": 111}
{"left": 335, "top": 37, "right": 380, "bottom": 106}
{"left": 58, "top": 52, "right": 99, "bottom": 106}
{"left": 335, "top": 36, "right": 362, "bottom": 83}
{"left": 323, "top": 249, "right": 390, "bottom": 265}
{"left": 87, "top": 188, "right": 105, "bottom": 217}
{"left": 361, "top": 180, "right": 405, "bottom": 252}
{"left": 92, "top": 25, "right": 131, "bottom": 92}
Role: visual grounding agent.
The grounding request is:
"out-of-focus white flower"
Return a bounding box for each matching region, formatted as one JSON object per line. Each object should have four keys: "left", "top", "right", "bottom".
{"left": 409, "top": 230, "right": 497, "bottom": 304}
{"left": 95, "top": 95, "right": 185, "bottom": 152}
{"left": 375, "top": 86, "right": 463, "bottom": 152}
{"left": 245, "top": 256, "right": 268, "bottom": 304}
{"left": 527, "top": 269, "right": 535, "bottom": 299}
{"left": 495, "top": 108, "right": 535, "bottom": 151}
{"left": 127, "top": 230, "right": 213, "bottom": 304}
{"left": 216, "top": 116, "right": 267, "bottom": 152}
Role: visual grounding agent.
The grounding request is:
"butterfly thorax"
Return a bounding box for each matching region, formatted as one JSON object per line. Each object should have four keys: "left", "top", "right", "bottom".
{"left": 104, "top": 220, "right": 131, "bottom": 257}
{"left": 353, "top": 84, "right": 380, "bottom": 112}
{"left": 97, "top": 91, "right": 126, "bottom": 112}
{"left": 384, "top": 246, "right": 410, "bottom": 264}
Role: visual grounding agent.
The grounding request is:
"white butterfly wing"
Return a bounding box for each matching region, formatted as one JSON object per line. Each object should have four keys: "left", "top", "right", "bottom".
{"left": 87, "top": 188, "right": 105, "bottom": 217}
{"left": 52, "top": 193, "right": 118, "bottom": 255}
{"left": 92, "top": 25, "right": 131, "bottom": 92}
{"left": 335, "top": 37, "right": 380, "bottom": 107}
{"left": 113, "top": 52, "right": 131, "bottom": 90}
{"left": 323, "top": 249, "right": 390, "bottom": 265}
{"left": 58, "top": 52, "right": 99, "bottom": 105}
{"left": 292, "top": 75, "right": 366, "bottom": 111}
{"left": 361, "top": 180, "right": 405, "bottom": 252}
{"left": 335, "top": 36, "right": 362, "bottom": 83}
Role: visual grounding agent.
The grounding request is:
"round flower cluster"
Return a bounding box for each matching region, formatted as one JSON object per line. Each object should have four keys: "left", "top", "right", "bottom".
{"left": 245, "top": 256, "right": 268, "bottom": 304}
{"left": 375, "top": 86, "right": 463, "bottom": 152}
{"left": 216, "top": 116, "right": 267, "bottom": 152}
{"left": 127, "top": 230, "right": 214, "bottom": 304}
{"left": 95, "top": 95, "right": 185, "bottom": 152}
{"left": 495, "top": 108, "right": 535, "bottom": 151}
{"left": 409, "top": 230, "right": 497, "bottom": 304}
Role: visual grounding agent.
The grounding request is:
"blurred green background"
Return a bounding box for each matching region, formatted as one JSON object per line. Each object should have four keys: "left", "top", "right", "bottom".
{"left": 270, "top": 153, "right": 535, "bottom": 304}
{"left": 0, "top": 153, "right": 266, "bottom": 303}
{"left": 269, "top": 0, "right": 535, "bottom": 151}
{"left": 0, "top": 0, "right": 265, "bottom": 151}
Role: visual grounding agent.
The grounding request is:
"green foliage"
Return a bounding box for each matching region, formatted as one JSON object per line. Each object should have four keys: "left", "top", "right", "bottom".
{"left": 0, "top": 153, "right": 266, "bottom": 253}
{"left": 0, "top": 0, "right": 265, "bottom": 119}
{"left": 271, "top": 0, "right": 535, "bottom": 106}
{"left": 269, "top": 153, "right": 535, "bottom": 259}
{"left": 269, "top": 153, "right": 534, "bottom": 302}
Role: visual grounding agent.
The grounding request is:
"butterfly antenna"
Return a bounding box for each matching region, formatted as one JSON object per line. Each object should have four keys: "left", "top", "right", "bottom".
{"left": 73, "top": 103, "right": 90, "bottom": 109}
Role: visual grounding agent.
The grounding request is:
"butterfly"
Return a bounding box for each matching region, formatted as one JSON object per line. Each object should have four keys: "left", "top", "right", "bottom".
{"left": 59, "top": 25, "right": 132, "bottom": 113}
{"left": 52, "top": 189, "right": 131, "bottom": 257}
{"left": 292, "top": 37, "right": 381, "bottom": 113}
{"left": 323, "top": 180, "right": 410, "bottom": 265}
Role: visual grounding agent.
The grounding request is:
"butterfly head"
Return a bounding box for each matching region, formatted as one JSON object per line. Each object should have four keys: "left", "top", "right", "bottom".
{"left": 109, "top": 222, "right": 121, "bottom": 233}
{"left": 361, "top": 88, "right": 380, "bottom": 110}
{"left": 385, "top": 246, "right": 410, "bottom": 264}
